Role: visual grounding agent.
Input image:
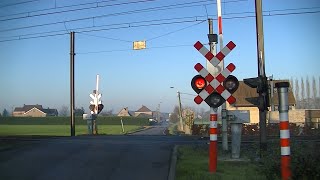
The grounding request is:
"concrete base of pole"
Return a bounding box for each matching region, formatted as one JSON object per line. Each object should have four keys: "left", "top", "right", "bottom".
{"left": 184, "top": 125, "right": 191, "bottom": 134}
{"left": 222, "top": 108, "right": 228, "bottom": 151}
{"left": 93, "top": 119, "right": 98, "bottom": 135}
{"left": 231, "top": 123, "right": 242, "bottom": 159}
{"left": 87, "top": 119, "right": 93, "bottom": 135}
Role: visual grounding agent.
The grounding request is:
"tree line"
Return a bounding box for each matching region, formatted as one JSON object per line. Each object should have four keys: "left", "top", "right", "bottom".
{"left": 290, "top": 76, "right": 320, "bottom": 109}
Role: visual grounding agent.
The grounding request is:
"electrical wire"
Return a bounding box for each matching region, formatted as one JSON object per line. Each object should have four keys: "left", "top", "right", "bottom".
{"left": 0, "top": 16, "right": 202, "bottom": 42}
{"left": 78, "top": 33, "right": 132, "bottom": 43}
{"left": 0, "top": 8, "right": 319, "bottom": 43}
{"left": 76, "top": 44, "right": 194, "bottom": 55}
{"left": 0, "top": 0, "right": 156, "bottom": 20}
{"left": 0, "top": 0, "right": 248, "bottom": 22}
{"left": 0, "top": 0, "right": 249, "bottom": 33}
{"left": 0, "top": 0, "right": 207, "bottom": 22}
{"left": 0, "top": 0, "right": 214, "bottom": 32}
{"left": 146, "top": 20, "right": 206, "bottom": 42}
{"left": 0, "top": 0, "right": 40, "bottom": 8}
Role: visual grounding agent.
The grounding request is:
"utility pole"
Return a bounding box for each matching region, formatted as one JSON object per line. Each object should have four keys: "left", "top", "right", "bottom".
{"left": 177, "top": 91, "right": 183, "bottom": 131}
{"left": 70, "top": 31, "right": 75, "bottom": 136}
{"left": 255, "top": 0, "right": 268, "bottom": 154}
{"left": 158, "top": 102, "right": 161, "bottom": 122}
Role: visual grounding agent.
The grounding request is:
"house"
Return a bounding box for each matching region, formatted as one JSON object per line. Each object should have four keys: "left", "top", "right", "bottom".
{"left": 135, "top": 105, "right": 153, "bottom": 118}
{"left": 117, "top": 107, "right": 133, "bottom": 117}
{"left": 13, "top": 104, "right": 58, "bottom": 117}
{"left": 228, "top": 80, "right": 296, "bottom": 123}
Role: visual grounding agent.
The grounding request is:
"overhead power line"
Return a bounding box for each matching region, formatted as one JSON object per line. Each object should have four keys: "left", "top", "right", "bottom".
{"left": 77, "top": 19, "right": 206, "bottom": 44}
{"left": 78, "top": 33, "right": 132, "bottom": 43}
{"left": 0, "top": 8, "right": 319, "bottom": 43}
{"left": 76, "top": 44, "right": 194, "bottom": 55}
{"left": 0, "top": 0, "right": 40, "bottom": 9}
{"left": 0, "top": 1, "right": 318, "bottom": 34}
{"left": 0, "top": 17, "right": 205, "bottom": 43}
{"left": 0, "top": 0, "right": 216, "bottom": 32}
{"left": 0, "top": 0, "right": 248, "bottom": 22}
{"left": 146, "top": 20, "right": 206, "bottom": 42}
{"left": 0, "top": 0, "right": 157, "bottom": 21}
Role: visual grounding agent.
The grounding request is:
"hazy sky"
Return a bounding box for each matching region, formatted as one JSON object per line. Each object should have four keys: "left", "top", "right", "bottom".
{"left": 0, "top": 0, "right": 319, "bottom": 114}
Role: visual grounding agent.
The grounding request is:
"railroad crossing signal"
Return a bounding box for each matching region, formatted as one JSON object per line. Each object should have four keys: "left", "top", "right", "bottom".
{"left": 191, "top": 41, "right": 239, "bottom": 108}
{"left": 243, "top": 75, "right": 269, "bottom": 110}
{"left": 89, "top": 90, "right": 104, "bottom": 114}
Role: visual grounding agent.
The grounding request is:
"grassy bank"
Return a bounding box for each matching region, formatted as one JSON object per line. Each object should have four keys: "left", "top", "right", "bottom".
{"left": 176, "top": 141, "right": 320, "bottom": 180}
{"left": 176, "top": 145, "right": 265, "bottom": 180}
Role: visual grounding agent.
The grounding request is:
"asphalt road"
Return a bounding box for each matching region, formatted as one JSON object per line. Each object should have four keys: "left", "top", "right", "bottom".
{"left": 0, "top": 125, "right": 201, "bottom": 180}
{"left": 129, "top": 124, "right": 167, "bottom": 136}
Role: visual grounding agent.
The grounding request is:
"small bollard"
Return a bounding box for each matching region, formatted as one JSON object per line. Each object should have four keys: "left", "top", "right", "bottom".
{"left": 275, "top": 82, "right": 291, "bottom": 180}
{"left": 231, "top": 123, "right": 242, "bottom": 159}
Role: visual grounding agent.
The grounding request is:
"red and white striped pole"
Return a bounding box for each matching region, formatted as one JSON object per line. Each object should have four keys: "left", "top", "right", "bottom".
{"left": 209, "top": 108, "right": 218, "bottom": 172}
{"left": 217, "top": 0, "right": 229, "bottom": 152}
{"left": 217, "top": 0, "right": 223, "bottom": 60}
{"left": 275, "top": 82, "right": 291, "bottom": 180}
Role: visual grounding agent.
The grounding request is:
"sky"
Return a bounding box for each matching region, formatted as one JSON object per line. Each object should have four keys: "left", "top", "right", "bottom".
{"left": 0, "top": 0, "right": 319, "bottom": 114}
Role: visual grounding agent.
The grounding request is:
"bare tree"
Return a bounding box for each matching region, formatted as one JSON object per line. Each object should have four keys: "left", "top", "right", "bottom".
{"left": 59, "top": 105, "right": 69, "bottom": 117}
{"left": 301, "top": 77, "right": 305, "bottom": 109}
{"left": 100, "top": 109, "right": 113, "bottom": 116}
{"left": 319, "top": 76, "right": 320, "bottom": 98}
{"left": 295, "top": 78, "right": 300, "bottom": 108}
{"left": 312, "top": 76, "right": 317, "bottom": 109}
{"left": 306, "top": 76, "right": 310, "bottom": 108}
{"left": 169, "top": 106, "right": 180, "bottom": 123}
{"left": 290, "top": 77, "right": 294, "bottom": 90}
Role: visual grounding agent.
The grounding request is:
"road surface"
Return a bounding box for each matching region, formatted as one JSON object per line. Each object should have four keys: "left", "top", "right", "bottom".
{"left": 0, "top": 125, "right": 201, "bottom": 180}
{"left": 130, "top": 122, "right": 168, "bottom": 135}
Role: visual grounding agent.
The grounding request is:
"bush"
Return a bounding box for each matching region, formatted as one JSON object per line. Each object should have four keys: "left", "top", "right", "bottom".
{"left": 291, "top": 142, "right": 320, "bottom": 179}
{"left": 252, "top": 141, "right": 320, "bottom": 179}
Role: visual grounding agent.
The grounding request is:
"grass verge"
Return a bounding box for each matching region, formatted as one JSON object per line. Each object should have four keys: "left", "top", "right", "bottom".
{"left": 0, "top": 125, "right": 143, "bottom": 136}
{"left": 176, "top": 145, "right": 266, "bottom": 180}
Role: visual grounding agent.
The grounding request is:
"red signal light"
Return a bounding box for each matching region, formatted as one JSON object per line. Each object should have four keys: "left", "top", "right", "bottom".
{"left": 195, "top": 77, "right": 206, "bottom": 89}
{"left": 191, "top": 75, "right": 207, "bottom": 94}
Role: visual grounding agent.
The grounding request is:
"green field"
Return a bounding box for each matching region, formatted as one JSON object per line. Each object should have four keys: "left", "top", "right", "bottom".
{"left": 0, "top": 116, "right": 149, "bottom": 136}
{"left": 0, "top": 125, "right": 142, "bottom": 136}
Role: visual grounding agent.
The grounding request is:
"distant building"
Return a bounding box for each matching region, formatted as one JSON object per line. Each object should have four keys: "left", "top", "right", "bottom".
{"left": 13, "top": 104, "right": 58, "bottom": 117}
{"left": 117, "top": 107, "right": 133, "bottom": 117}
{"left": 135, "top": 105, "right": 153, "bottom": 118}
{"left": 228, "top": 80, "right": 296, "bottom": 123}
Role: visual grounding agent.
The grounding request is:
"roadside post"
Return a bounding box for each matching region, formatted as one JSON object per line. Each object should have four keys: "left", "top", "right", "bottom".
{"left": 275, "top": 82, "right": 291, "bottom": 180}
{"left": 120, "top": 117, "right": 125, "bottom": 133}
{"left": 83, "top": 113, "right": 93, "bottom": 134}
{"left": 191, "top": 40, "right": 239, "bottom": 173}
{"left": 227, "top": 110, "right": 250, "bottom": 158}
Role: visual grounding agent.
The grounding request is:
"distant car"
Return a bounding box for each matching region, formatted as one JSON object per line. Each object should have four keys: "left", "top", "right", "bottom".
{"left": 149, "top": 118, "right": 157, "bottom": 122}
